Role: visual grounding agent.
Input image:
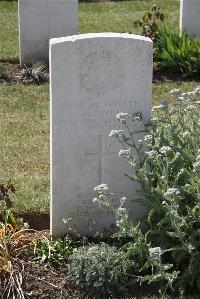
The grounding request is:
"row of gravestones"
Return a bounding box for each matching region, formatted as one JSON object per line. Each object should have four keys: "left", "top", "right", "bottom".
{"left": 19, "top": 0, "right": 200, "bottom": 66}
{"left": 18, "top": 0, "right": 199, "bottom": 237}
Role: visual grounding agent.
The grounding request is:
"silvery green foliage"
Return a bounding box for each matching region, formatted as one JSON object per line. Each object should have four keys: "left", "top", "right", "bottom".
{"left": 68, "top": 243, "right": 133, "bottom": 297}
{"left": 94, "top": 87, "right": 200, "bottom": 294}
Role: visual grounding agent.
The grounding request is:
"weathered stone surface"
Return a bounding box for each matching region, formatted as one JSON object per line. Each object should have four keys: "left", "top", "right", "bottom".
{"left": 50, "top": 33, "right": 153, "bottom": 236}
{"left": 18, "top": 0, "right": 78, "bottom": 66}
{"left": 180, "top": 0, "right": 200, "bottom": 37}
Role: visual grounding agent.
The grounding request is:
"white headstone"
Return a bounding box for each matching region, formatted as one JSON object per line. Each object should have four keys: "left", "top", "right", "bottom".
{"left": 180, "top": 0, "right": 200, "bottom": 37}
{"left": 50, "top": 33, "right": 153, "bottom": 236}
{"left": 18, "top": 0, "right": 78, "bottom": 66}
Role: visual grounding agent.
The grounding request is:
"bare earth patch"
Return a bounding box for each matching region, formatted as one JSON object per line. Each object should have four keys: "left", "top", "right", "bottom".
{"left": 22, "top": 259, "right": 90, "bottom": 299}
{"left": 18, "top": 212, "right": 50, "bottom": 230}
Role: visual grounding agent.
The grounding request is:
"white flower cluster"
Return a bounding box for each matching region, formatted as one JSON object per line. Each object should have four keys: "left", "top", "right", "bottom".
{"left": 116, "top": 199, "right": 128, "bottom": 228}
{"left": 193, "top": 162, "right": 200, "bottom": 171}
{"left": 177, "top": 96, "right": 185, "bottom": 101}
{"left": 88, "top": 245, "right": 99, "bottom": 253}
{"left": 149, "top": 247, "right": 163, "bottom": 259}
{"left": 159, "top": 146, "right": 172, "bottom": 155}
{"left": 194, "top": 86, "right": 200, "bottom": 94}
{"left": 23, "top": 222, "right": 29, "bottom": 229}
{"left": 116, "top": 112, "right": 129, "bottom": 123}
{"left": 144, "top": 134, "right": 152, "bottom": 145}
{"left": 145, "top": 150, "right": 157, "bottom": 158}
{"left": 117, "top": 206, "right": 127, "bottom": 213}
{"left": 144, "top": 134, "right": 152, "bottom": 141}
{"left": 193, "top": 153, "right": 200, "bottom": 171}
{"left": 182, "top": 86, "right": 200, "bottom": 97}
{"left": 182, "top": 131, "right": 189, "bottom": 138}
{"left": 151, "top": 117, "right": 158, "bottom": 122}
{"left": 109, "top": 129, "right": 124, "bottom": 138}
{"left": 151, "top": 104, "right": 164, "bottom": 111}
{"left": 94, "top": 184, "right": 109, "bottom": 193}
{"left": 120, "top": 197, "right": 127, "bottom": 205}
{"left": 187, "top": 104, "right": 196, "bottom": 111}
{"left": 92, "top": 197, "right": 98, "bottom": 203}
{"left": 119, "top": 149, "right": 131, "bottom": 159}
{"left": 169, "top": 88, "right": 180, "bottom": 94}
{"left": 178, "top": 168, "right": 184, "bottom": 176}
{"left": 182, "top": 91, "right": 195, "bottom": 97}
{"left": 164, "top": 188, "right": 180, "bottom": 198}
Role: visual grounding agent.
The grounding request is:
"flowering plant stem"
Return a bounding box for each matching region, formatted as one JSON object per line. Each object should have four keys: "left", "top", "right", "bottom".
{"left": 94, "top": 87, "right": 200, "bottom": 295}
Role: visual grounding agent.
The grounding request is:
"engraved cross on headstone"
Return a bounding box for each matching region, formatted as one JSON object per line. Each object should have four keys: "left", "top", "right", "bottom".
{"left": 85, "top": 135, "right": 117, "bottom": 185}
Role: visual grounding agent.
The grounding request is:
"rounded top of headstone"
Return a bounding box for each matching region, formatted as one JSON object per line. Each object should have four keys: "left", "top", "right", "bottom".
{"left": 50, "top": 32, "right": 153, "bottom": 46}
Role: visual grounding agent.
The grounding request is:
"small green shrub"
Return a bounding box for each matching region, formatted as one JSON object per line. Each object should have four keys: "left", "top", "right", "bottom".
{"left": 34, "top": 235, "right": 73, "bottom": 266}
{"left": 68, "top": 243, "right": 133, "bottom": 297}
{"left": 94, "top": 87, "right": 200, "bottom": 295}
{"left": 154, "top": 27, "right": 200, "bottom": 78}
{"left": 134, "top": 6, "right": 199, "bottom": 78}
{"left": 134, "top": 4, "right": 166, "bottom": 40}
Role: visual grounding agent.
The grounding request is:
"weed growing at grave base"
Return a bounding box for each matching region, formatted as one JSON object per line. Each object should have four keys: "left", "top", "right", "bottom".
{"left": 0, "top": 181, "right": 35, "bottom": 298}
{"left": 91, "top": 87, "right": 200, "bottom": 295}
{"left": 33, "top": 235, "right": 73, "bottom": 266}
{"left": 20, "top": 64, "right": 49, "bottom": 85}
{"left": 134, "top": 4, "right": 166, "bottom": 40}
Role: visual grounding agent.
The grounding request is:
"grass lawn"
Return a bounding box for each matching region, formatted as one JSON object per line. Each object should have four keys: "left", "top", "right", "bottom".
{"left": 0, "top": 84, "right": 49, "bottom": 213}
{"left": 0, "top": 0, "right": 180, "bottom": 61}
{"left": 0, "top": 0, "right": 198, "bottom": 214}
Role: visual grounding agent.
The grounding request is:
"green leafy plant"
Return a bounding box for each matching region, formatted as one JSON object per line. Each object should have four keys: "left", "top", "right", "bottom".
{"left": 134, "top": 4, "right": 166, "bottom": 40}
{"left": 94, "top": 87, "right": 200, "bottom": 295}
{"left": 0, "top": 180, "right": 17, "bottom": 230}
{"left": 34, "top": 235, "right": 73, "bottom": 266}
{"left": 154, "top": 27, "right": 200, "bottom": 78}
{"left": 68, "top": 242, "right": 133, "bottom": 297}
{"left": 134, "top": 6, "right": 199, "bottom": 78}
{"left": 0, "top": 64, "right": 7, "bottom": 75}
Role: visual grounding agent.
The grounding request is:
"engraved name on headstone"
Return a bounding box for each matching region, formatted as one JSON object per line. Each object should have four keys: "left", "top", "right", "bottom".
{"left": 50, "top": 33, "right": 153, "bottom": 236}
{"left": 18, "top": 0, "right": 78, "bottom": 66}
